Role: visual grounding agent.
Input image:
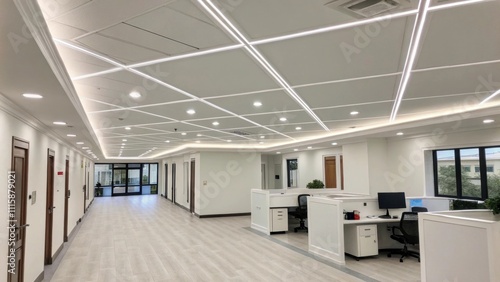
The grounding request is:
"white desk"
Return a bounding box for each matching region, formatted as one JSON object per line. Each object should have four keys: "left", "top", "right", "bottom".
{"left": 343, "top": 218, "right": 399, "bottom": 225}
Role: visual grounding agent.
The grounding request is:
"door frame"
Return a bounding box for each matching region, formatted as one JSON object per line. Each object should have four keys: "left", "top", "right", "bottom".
{"left": 171, "top": 163, "right": 176, "bottom": 203}
{"left": 8, "top": 137, "right": 29, "bottom": 282}
{"left": 164, "top": 163, "right": 168, "bottom": 199}
{"left": 63, "top": 156, "right": 69, "bottom": 242}
{"left": 45, "top": 149, "right": 55, "bottom": 265}
{"left": 190, "top": 159, "right": 195, "bottom": 213}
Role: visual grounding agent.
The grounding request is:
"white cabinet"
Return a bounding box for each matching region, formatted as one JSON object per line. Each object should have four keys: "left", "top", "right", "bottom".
{"left": 270, "top": 208, "right": 288, "bottom": 232}
{"left": 344, "top": 224, "right": 378, "bottom": 259}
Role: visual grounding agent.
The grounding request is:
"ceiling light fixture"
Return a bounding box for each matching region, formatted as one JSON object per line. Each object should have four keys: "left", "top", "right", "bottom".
{"left": 122, "top": 139, "right": 127, "bottom": 142}
{"left": 165, "top": 140, "right": 170, "bottom": 143}
{"left": 186, "top": 109, "right": 196, "bottom": 115}
{"left": 260, "top": 135, "right": 265, "bottom": 139}
{"left": 181, "top": 132, "right": 187, "bottom": 136}
{"left": 295, "top": 127, "right": 302, "bottom": 130}
{"left": 279, "top": 117, "right": 287, "bottom": 122}
{"left": 397, "top": 132, "right": 404, "bottom": 136}
{"left": 53, "top": 121, "right": 66, "bottom": 125}
{"left": 129, "top": 91, "right": 141, "bottom": 99}
{"left": 76, "top": 142, "right": 84, "bottom": 145}
{"left": 350, "top": 111, "right": 359, "bottom": 116}
{"left": 259, "top": 141, "right": 264, "bottom": 144}
{"left": 199, "top": 0, "right": 329, "bottom": 131}
{"left": 82, "top": 147, "right": 89, "bottom": 149}
{"left": 253, "top": 101, "right": 262, "bottom": 107}
{"left": 307, "top": 146, "right": 312, "bottom": 149}
{"left": 22, "top": 93, "right": 43, "bottom": 99}
{"left": 227, "top": 140, "right": 232, "bottom": 142}
{"left": 480, "top": 89, "right": 500, "bottom": 105}
{"left": 276, "top": 152, "right": 281, "bottom": 154}
{"left": 294, "top": 149, "right": 298, "bottom": 151}
{"left": 331, "top": 142, "right": 338, "bottom": 146}
{"left": 124, "top": 127, "right": 131, "bottom": 130}
{"left": 67, "top": 134, "right": 76, "bottom": 137}
{"left": 212, "top": 121, "right": 219, "bottom": 126}
{"left": 483, "top": 119, "right": 495, "bottom": 124}
{"left": 390, "top": 0, "right": 431, "bottom": 122}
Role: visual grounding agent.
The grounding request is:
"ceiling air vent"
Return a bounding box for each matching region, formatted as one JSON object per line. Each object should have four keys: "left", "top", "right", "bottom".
{"left": 325, "top": 0, "right": 401, "bottom": 18}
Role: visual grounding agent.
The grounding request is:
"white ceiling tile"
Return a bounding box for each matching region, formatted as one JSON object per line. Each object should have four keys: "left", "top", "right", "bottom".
{"left": 88, "top": 109, "right": 172, "bottom": 130}
{"left": 204, "top": 90, "right": 302, "bottom": 115}
{"left": 242, "top": 110, "right": 316, "bottom": 126}
{"left": 406, "top": 62, "right": 500, "bottom": 99}
{"left": 296, "top": 75, "right": 399, "bottom": 108}
{"left": 139, "top": 101, "right": 232, "bottom": 121}
{"left": 416, "top": 1, "right": 500, "bottom": 69}
{"left": 314, "top": 101, "right": 393, "bottom": 122}
{"left": 257, "top": 16, "right": 413, "bottom": 85}
{"left": 126, "top": 4, "right": 233, "bottom": 50}
{"left": 137, "top": 49, "right": 279, "bottom": 97}
{"left": 56, "top": 44, "right": 116, "bottom": 77}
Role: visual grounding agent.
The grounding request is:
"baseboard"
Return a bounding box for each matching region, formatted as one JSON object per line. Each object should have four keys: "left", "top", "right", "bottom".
{"left": 51, "top": 242, "right": 64, "bottom": 263}
{"left": 34, "top": 270, "right": 44, "bottom": 282}
{"left": 198, "top": 212, "right": 251, "bottom": 218}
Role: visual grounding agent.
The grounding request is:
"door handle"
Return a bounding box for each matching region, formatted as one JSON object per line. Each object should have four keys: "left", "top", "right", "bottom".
{"left": 48, "top": 206, "right": 56, "bottom": 214}
{"left": 15, "top": 224, "right": 30, "bottom": 229}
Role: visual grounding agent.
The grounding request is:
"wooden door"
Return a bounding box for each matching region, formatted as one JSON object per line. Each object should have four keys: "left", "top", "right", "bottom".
{"left": 171, "top": 163, "right": 176, "bottom": 203}
{"left": 45, "top": 149, "right": 55, "bottom": 265}
{"left": 8, "top": 138, "right": 29, "bottom": 282}
{"left": 325, "top": 156, "right": 337, "bottom": 188}
{"left": 63, "top": 157, "right": 69, "bottom": 242}
{"left": 190, "top": 159, "right": 195, "bottom": 213}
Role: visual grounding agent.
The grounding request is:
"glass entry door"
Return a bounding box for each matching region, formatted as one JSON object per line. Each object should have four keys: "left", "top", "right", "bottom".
{"left": 127, "top": 168, "right": 141, "bottom": 195}
{"left": 112, "top": 168, "right": 127, "bottom": 196}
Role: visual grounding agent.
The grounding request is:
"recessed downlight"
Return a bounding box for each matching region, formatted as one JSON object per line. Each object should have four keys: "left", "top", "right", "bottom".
{"left": 331, "top": 142, "right": 338, "bottom": 146}
{"left": 67, "top": 134, "right": 76, "bottom": 137}
{"left": 165, "top": 140, "right": 170, "bottom": 143}
{"left": 307, "top": 146, "right": 312, "bottom": 149}
{"left": 295, "top": 127, "right": 302, "bottom": 130}
{"left": 483, "top": 119, "right": 495, "bottom": 124}
{"left": 181, "top": 132, "right": 187, "bottom": 136}
{"left": 122, "top": 139, "right": 127, "bottom": 142}
{"left": 53, "top": 121, "right": 66, "bottom": 125}
{"left": 23, "top": 93, "right": 43, "bottom": 99}
{"left": 259, "top": 141, "right": 264, "bottom": 144}
{"left": 276, "top": 152, "right": 281, "bottom": 154}
{"left": 197, "top": 134, "right": 202, "bottom": 137}
{"left": 82, "top": 147, "right": 89, "bottom": 149}
{"left": 260, "top": 135, "right": 265, "bottom": 139}
{"left": 294, "top": 148, "right": 298, "bottom": 151}
{"left": 196, "top": 140, "right": 201, "bottom": 143}
{"left": 396, "top": 132, "right": 404, "bottom": 136}
{"left": 124, "top": 127, "right": 131, "bottom": 130}
{"left": 129, "top": 91, "right": 141, "bottom": 99}
{"left": 227, "top": 140, "right": 232, "bottom": 142}
{"left": 212, "top": 121, "right": 219, "bottom": 126}
{"left": 253, "top": 101, "right": 262, "bottom": 107}
{"left": 186, "top": 109, "right": 196, "bottom": 115}
{"left": 76, "top": 142, "right": 84, "bottom": 145}
{"left": 350, "top": 111, "right": 359, "bottom": 116}
{"left": 279, "top": 117, "right": 287, "bottom": 122}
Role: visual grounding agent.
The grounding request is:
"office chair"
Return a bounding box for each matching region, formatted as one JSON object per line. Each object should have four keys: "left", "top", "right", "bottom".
{"left": 411, "top": 206, "right": 428, "bottom": 212}
{"left": 289, "top": 194, "right": 309, "bottom": 232}
{"left": 388, "top": 211, "right": 420, "bottom": 262}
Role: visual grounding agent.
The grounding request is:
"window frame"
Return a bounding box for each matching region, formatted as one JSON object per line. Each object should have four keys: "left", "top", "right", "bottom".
{"left": 433, "top": 146, "right": 495, "bottom": 200}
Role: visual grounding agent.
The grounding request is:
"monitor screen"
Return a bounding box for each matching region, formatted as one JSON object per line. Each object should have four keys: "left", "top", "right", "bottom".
{"left": 378, "top": 192, "right": 406, "bottom": 209}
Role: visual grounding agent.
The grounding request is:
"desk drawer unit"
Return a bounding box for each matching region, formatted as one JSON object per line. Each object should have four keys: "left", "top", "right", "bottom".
{"left": 270, "top": 208, "right": 288, "bottom": 232}
{"left": 344, "top": 224, "right": 378, "bottom": 259}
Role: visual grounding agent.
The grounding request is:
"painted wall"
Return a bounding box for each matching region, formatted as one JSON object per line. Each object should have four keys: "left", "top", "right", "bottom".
{"left": 343, "top": 142, "right": 370, "bottom": 194}
{"left": 278, "top": 148, "right": 343, "bottom": 189}
{"left": 198, "top": 151, "right": 260, "bottom": 215}
{"left": 0, "top": 107, "right": 93, "bottom": 282}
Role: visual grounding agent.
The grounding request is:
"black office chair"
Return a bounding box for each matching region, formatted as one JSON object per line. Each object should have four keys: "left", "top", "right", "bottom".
{"left": 388, "top": 211, "right": 420, "bottom": 262}
{"left": 411, "top": 206, "right": 428, "bottom": 212}
{"left": 289, "top": 194, "right": 309, "bottom": 232}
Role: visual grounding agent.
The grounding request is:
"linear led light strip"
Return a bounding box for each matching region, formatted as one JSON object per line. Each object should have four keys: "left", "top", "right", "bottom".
{"left": 199, "top": 0, "right": 330, "bottom": 131}
{"left": 56, "top": 39, "right": 294, "bottom": 140}
{"left": 389, "top": 0, "right": 431, "bottom": 122}
{"left": 480, "top": 89, "right": 500, "bottom": 105}
{"left": 72, "top": 0, "right": 486, "bottom": 82}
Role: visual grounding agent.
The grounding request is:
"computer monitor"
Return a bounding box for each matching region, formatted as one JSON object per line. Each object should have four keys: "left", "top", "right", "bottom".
{"left": 378, "top": 192, "right": 406, "bottom": 218}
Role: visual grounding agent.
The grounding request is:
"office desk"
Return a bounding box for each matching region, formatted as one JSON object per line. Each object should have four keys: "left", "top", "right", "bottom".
{"left": 308, "top": 196, "right": 405, "bottom": 265}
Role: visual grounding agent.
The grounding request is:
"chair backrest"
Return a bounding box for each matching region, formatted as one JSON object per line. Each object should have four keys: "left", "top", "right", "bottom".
{"left": 411, "top": 206, "right": 428, "bottom": 212}
{"left": 297, "top": 194, "right": 310, "bottom": 210}
{"left": 400, "top": 211, "right": 419, "bottom": 244}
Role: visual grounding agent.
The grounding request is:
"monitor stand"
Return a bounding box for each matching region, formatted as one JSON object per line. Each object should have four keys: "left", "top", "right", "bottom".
{"left": 379, "top": 209, "right": 391, "bottom": 219}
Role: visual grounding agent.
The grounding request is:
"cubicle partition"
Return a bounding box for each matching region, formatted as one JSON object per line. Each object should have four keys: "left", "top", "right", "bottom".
{"left": 419, "top": 210, "right": 500, "bottom": 281}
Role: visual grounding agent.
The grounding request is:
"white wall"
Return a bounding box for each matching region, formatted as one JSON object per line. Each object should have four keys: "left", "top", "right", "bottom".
{"left": 343, "top": 142, "right": 370, "bottom": 194}
{"left": 198, "top": 151, "right": 260, "bottom": 215}
{"left": 279, "top": 148, "right": 343, "bottom": 189}
{"left": 0, "top": 107, "right": 92, "bottom": 282}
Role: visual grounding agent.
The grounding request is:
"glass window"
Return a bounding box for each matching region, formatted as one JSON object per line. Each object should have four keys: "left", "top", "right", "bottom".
{"left": 287, "top": 159, "right": 298, "bottom": 188}
{"left": 463, "top": 166, "right": 471, "bottom": 172}
{"left": 95, "top": 164, "right": 112, "bottom": 186}
{"left": 150, "top": 164, "right": 158, "bottom": 184}
{"left": 142, "top": 164, "right": 149, "bottom": 184}
{"left": 460, "top": 148, "right": 481, "bottom": 198}
{"left": 128, "top": 169, "right": 140, "bottom": 185}
{"left": 113, "top": 169, "right": 127, "bottom": 185}
{"left": 435, "top": 150, "right": 457, "bottom": 197}
{"left": 485, "top": 147, "right": 500, "bottom": 198}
